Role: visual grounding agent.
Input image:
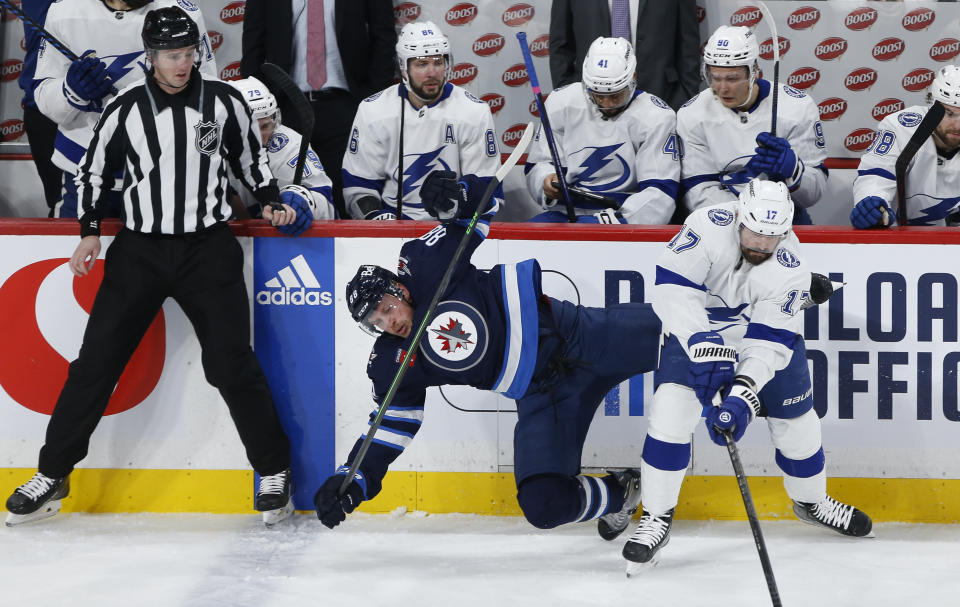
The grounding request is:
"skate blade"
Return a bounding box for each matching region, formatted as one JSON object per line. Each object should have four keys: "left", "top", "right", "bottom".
{"left": 625, "top": 552, "right": 661, "bottom": 578}
{"left": 262, "top": 498, "right": 294, "bottom": 527}
{"left": 4, "top": 499, "right": 63, "bottom": 527}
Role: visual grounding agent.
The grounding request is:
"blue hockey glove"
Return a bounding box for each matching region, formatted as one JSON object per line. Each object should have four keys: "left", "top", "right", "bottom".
{"left": 275, "top": 186, "right": 314, "bottom": 236}
{"left": 752, "top": 132, "right": 799, "bottom": 182}
{"left": 850, "top": 196, "right": 892, "bottom": 229}
{"left": 705, "top": 380, "right": 761, "bottom": 445}
{"left": 687, "top": 332, "right": 736, "bottom": 408}
{"left": 314, "top": 466, "right": 368, "bottom": 529}
{"left": 577, "top": 210, "right": 626, "bottom": 224}
{"left": 64, "top": 50, "right": 113, "bottom": 106}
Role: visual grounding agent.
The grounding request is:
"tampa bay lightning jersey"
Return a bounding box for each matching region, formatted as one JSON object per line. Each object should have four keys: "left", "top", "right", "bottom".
{"left": 231, "top": 124, "right": 336, "bottom": 220}
{"left": 342, "top": 82, "right": 503, "bottom": 221}
{"left": 652, "top": 202, "right": 810, "bottom": 391}
{"left": 523, "top": 83, "right": 679, "bottom": 224}
{"left": 677, "top": 80, "right": 827, "bottom": 213}
{"left": 343, "top": 222, "right": 543, "bottom": 499}
{"left": 34, "top": 0, "right": 216, "bottom": 174}
{"left": 853, "top": 105, "right": 960, "bottom": 226}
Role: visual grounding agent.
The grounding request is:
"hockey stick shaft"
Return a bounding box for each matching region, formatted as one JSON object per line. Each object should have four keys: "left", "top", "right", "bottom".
{"left": 896, "top": 101, "right": 944, "bottom": 226}
{"left": 725, "top": 432, "right": 782, "bottom": 607}
{"left": 259, "top": 63, "right": 314, "bottom": 186}
{"left": 756, "top": 1, "right": 779, "bottom": 137}
{"left": 397, "top": 93, "right": 405, "bottom": 220}
{"left": 516, "top": 32, "right": 576, "bottom": 222}
{"left": 338, "top": 123, "right": 536, "bottom": 496}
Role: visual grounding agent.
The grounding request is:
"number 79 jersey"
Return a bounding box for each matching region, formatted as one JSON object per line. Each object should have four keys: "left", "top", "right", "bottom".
{"left": 652, "top": 201, "right": 811, "bottom": 388}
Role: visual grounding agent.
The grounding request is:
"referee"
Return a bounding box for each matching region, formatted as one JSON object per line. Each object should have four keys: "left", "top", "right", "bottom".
{"left": 5, "top": 7, "right": 310, "bottom": 527}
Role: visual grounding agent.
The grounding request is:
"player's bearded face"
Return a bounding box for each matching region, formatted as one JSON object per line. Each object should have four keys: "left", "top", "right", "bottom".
{"left": 739, "top": 225, "right": 782, "bottom": 265}
{"left": 366, "top": 293, "right": 415, "bottom": 338}
{"left": 151, "top": 47, "right": 196, "bottom": 92}
{"left": 589, "top": 89, "right": 632, "bottom": 117}
{"left": 407, "top": 56, "right": 447, "bottom": 101}
{"left": 933, "top": 104, "right": 960, "bottom": 152}
{"left": 708, "top": 66, "right": 753, "bottom": 109}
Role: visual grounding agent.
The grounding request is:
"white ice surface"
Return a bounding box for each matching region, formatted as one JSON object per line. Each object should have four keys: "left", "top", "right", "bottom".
{"left": 2, "top": 512, "right": 957, "bottom": 607}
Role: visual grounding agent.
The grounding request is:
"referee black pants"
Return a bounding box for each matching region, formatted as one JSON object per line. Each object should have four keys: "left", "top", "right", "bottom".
{"left": 38, "top": 224, "right": 291, "bottom": 479}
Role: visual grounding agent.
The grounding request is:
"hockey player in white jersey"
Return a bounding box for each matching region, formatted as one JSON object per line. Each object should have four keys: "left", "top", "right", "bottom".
{"left": 342, "top": 21, "right": 502, "bottom": 221}
{"left": 228, "top": 77, "right": 336, "bottom": 221}
{"left": 678, "top": 25, "right": 827, "bottom": 224}
{"left": 852, "top": 65, "right": 960, "bottom": 228}
{"left": 621, "top": 179, "right": 871, "bottom": 575}
{"left": 33, "top": 0, "right": 216, "bottom": 218}
{"left": 524, "top": 37, "right": 678, "bottom": 224}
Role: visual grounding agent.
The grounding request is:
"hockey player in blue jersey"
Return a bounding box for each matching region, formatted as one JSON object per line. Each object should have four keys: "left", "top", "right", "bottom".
{"left": 524, "top": 37, "right": 679, "bottom": 224}
{"left": 851, "top": 65, "right": 960, "bottom": 228}
{"left": 314, "top": 170, "right": 662, "bottom": 536}
{"left": 341, "top": 21, "right": 503, "bottom": 221}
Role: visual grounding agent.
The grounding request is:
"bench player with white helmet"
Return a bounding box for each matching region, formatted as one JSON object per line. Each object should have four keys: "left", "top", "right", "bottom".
{"left": 523, "top": 37, "right": 678, "bottom": 224}
{"left": 620, "top": 179, "right": 872, "bottom": 575}
{"left": 228, "top": 77, "right": 336, "bottom": 221}
{"left": 341, "top": 20, "right": 502, "bottom": 222}
{"left": 678, "top": 25, "right": 827, "bottom": 223}
{"left": 852, "top": 64, "right": 960, "bottom": 227}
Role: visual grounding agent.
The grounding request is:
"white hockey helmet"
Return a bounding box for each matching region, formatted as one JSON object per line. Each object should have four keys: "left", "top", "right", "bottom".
{"left": 702, "top": 25, "right": 760, "bottom": 92}
{"left": 737, "top": 179, "right": 793, "bottom": 253}
{"left": 931, "top": 64, "right": 960, "bottom": 107}
{"left": 229, "top": 77, "right": 280, "bottom": 122}
{"left": 396, "top": 21, "right": 452, "bottom": 82}
{"left": 582, "top": 37, "right": 637, "bottom": 115}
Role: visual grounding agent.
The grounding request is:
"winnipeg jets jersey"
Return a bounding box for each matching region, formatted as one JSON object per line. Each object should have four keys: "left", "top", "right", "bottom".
{"left": 342, "top": 82, "right": 502, "bottom": 221}
{"left": 524, "top": 84, "right": 679, "bottom": 224}
{"left": 677, "top": 80, "right": 827, "bottom": 212}
{"left": 853, "top": 105, "right": 960, "bottom": 226}
{"left": 34, "top": 0, "right": 216, "bottom": 174}
{"left": 345, "top": 222, "right": 543, "bottom": 499}
{"left": 231, "top": 125, "right": 335, "bottom": 219}
{"left": 652, "top": 202, "right": 810, "bottom": 390}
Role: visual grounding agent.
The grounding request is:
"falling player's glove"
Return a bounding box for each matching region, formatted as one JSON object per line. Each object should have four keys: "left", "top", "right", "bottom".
{"left": 421, "top": 170, "right": 488, "bottom": 222}
{"left": 850, "top": 196, "right": 892, "bottom": 229}
{"left": 314, "top": 466, "right": 368, "bottom": 529}
{"left": 64, "top": 50, "right": 113, "bottom": 110}
{"left": 276, "top": 186, "right": 314, "bottom": 236}
{"left": 705, "top": 378, "right": 761, "bottom": 445}
{"left": 752, "top": 132, "right": 800, "bottom": 183}
{"left": 687, "top": 331, "right": 736, "bottom": 408}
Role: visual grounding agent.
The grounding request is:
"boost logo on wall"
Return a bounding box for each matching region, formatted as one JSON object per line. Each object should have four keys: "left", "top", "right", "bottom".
{"left": 0, "top": 259, "right": 165, "bottom": 416}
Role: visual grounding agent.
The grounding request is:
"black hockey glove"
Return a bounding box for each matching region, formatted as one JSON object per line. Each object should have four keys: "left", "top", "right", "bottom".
{"left": 314, "top": 466, "right": 367, "bottom": 529}
{"left": 421, "top": 170, "right": 489, "bottom": 222}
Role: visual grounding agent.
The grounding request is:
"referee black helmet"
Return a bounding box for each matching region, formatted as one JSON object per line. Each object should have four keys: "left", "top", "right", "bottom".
{"left": 142, "top": 6, "right": 201, "bottom": 52}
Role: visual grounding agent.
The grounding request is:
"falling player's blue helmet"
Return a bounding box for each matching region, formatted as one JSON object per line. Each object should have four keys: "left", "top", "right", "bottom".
{"left": 346, "top": 265, "right": 408, "bottom": 337}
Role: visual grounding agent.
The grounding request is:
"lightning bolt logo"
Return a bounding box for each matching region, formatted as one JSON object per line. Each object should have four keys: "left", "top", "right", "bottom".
{"left": 431, "top": 317, "right": 475, "bottom": 353}
{"left": 399, "top": 148, "right": 452, "bottom": 198}
{"left": 103, "top": 51, "right": 148, "bottom": 87}
{"left": 571, "top": 143, "right": 631, "bottom": 192}
{"left": 909, "top": 194, "right": 960, "bottom": 225}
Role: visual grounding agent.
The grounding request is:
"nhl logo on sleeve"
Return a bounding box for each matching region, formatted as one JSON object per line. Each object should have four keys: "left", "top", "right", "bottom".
{"left": 194, "top": 121, "right": 221, "bottom": 156}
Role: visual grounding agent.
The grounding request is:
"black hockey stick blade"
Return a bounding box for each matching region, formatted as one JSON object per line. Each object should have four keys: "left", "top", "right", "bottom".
{"left": 259, "top": 63, "right": 314, "bottom": 186}
{"left": 553, "top": 183, "right": 619, "bottom": 210}
{"left": 896, "top": 101, "right": 944, "bottom": 226}
{"left": 336, "top": 123, "right": 535, "bottom": 498}
{"left": 725, "top": 432, "right": 783, "bottom": 607}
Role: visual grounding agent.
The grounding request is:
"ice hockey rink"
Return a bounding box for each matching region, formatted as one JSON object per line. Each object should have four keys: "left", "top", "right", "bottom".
{"left": 3, "top": 511, "right": 957, "bottom": 607}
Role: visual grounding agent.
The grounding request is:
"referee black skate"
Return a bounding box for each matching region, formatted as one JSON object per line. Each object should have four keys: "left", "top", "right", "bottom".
{"left": 5, "top": 6, "right": 313, "bottom": 528}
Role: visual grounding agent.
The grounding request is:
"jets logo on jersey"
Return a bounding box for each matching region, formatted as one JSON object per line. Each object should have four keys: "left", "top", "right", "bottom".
{"left": 898, "top": 112, "right": 923, "bottom": 128}
{"left": 194, "top": 120, "right": 220, "bottom": 156}
{"left": 777, "top": 249, "right": 801, "bottom": 268}
{"left": 399, "top": 148, "right": 452, "bottom": 198}
{"left": 267, "top": 132, "right": 289, "bottom": 153}
{"left": 707, "top": 208, "right": 734, "bottom": 226}
{"left": 420, "top": 300, "right": 489, "bottom": 371}
{"left": 572, "top": 143, "right": 631, "bottom": 192}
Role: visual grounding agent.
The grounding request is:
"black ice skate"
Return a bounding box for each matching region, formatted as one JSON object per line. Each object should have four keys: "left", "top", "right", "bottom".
{"left": 597, "top": 468, "right": 641, "bottom": 541}
{"left": 5, "top": 473, "right": 70, "bottom": 527}
{"left": 255, "top": 468, "right": 294, "bottom": 527}
{"left": 623, "top": 508, "right": 674, "bottom": 577}
{"left": 793, "top": 495, "right": 874, "bottom": 538}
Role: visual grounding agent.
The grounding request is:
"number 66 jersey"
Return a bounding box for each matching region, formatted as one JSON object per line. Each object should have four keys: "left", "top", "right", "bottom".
{"left": 652, "top": 201, "right": 811, "bottom": 389}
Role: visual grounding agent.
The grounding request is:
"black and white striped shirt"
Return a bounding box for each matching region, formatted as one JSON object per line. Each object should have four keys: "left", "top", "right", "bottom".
{"left": 77, "top": 68, "right": 278, "bottom": 236}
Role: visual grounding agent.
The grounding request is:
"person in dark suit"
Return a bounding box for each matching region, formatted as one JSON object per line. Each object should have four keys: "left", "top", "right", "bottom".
{"left": 549, "top": 0, "right": 700, "bottom": 111}
{"left": 241, "top": 0, "right": 397, "bottom": 217}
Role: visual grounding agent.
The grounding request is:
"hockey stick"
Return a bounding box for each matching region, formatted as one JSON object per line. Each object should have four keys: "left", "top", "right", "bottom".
{"left": 756, "top": 1, "right": 779, "bottom": 136}
{"left": 894, "top": 101, "right": 944, "bottom": 226}
{"left": 259, "top": 63, "right": 314, "bottom": 187}
{"left": 397, "top": 92, "right": 405, "bottom": 220}
{"left": 0, "top": 0, "right": 118, "bottom": 95}
{"left": 338, "top": 122, "right": 536, "bottom": 496}
{"left": 516, "top": 32, "right": 576, "bottom": 223}
{"left": 725, "top": 431, "right": 783, "bottom": 607}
